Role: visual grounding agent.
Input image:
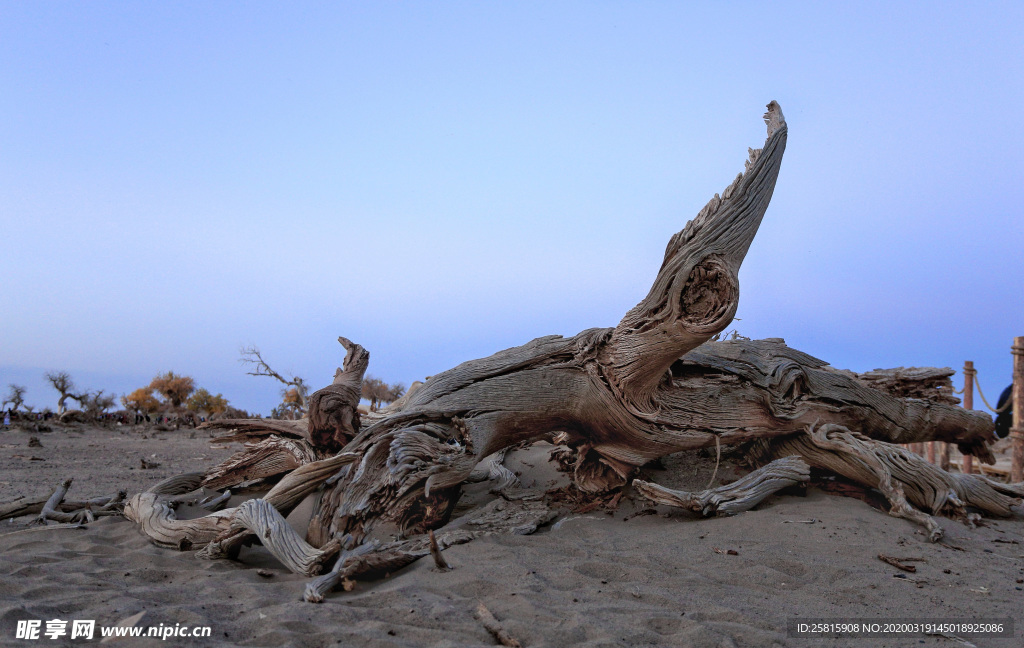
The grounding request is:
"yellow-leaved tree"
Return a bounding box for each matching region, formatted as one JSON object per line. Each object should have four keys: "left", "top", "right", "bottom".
{"left": 149, "top": 372, "right": 195, "bottom": 409}
{"left": 186, "top": 388, "right": 229, "bottom": 416}
{"left": 121, "top": 388, "right": 160, "bottom": 414}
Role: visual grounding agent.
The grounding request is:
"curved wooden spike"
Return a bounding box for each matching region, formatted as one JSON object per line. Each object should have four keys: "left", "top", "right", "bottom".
{"left": 603, "top": 101, "right": 787, "bottom": 407}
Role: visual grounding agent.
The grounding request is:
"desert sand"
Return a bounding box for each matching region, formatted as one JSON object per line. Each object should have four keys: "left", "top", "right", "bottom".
{"left": 1, "top": 422, "right": 1022, "bottom": 647}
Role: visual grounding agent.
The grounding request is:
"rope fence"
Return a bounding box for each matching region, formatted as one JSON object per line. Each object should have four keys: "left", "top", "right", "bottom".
{"left": 961, "top": 366, "right": 1012, "bottom": 414}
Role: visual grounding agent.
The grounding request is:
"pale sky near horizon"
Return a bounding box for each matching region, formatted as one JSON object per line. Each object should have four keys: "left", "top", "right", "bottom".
{"left": 2, "top": 2, "right": 1022, "bottom": 415}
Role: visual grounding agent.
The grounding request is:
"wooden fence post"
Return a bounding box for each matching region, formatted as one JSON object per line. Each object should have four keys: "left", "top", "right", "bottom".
{"left": 962, "top": 361, "right": 974, "bottom": 475}
{"left": 1011, "top": 338, "right": 1024, "bottom": 483}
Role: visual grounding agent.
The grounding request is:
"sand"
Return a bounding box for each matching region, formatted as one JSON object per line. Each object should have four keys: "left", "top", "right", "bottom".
{"left": 1, "top": 423, "right": 1022, "bottom": 647}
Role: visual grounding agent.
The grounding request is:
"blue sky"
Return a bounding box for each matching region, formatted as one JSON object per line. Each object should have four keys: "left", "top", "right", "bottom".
{"left": 1, "top": 2, "right": 1022, "bottom": 415}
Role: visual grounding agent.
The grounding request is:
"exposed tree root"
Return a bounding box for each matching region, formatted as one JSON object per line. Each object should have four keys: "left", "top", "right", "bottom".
{"left": 753, "top": 424, "right": 1024, "bottom": 541}
{"left": 300, "top": 497, "right": 553, "bottom": 602}
{"left": 303, "top": 541, "right": 380, "bottom": 603}
{"left": 123, "top": 493, "right": 234, "bottom": 550}
{"left": 231, "top": 499, "right": 341, "bottom": 576}
{"left": 429, "top": 529, "right": 452, "bottom": 570}
{"left": 634, "top": 456, "right": 810, "bottom": 516}
{"left": 196, "top": 452, "right": 358, "bottom": 560}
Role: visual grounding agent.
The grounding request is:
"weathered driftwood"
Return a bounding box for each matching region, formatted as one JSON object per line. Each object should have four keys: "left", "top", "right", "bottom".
{"left": 0, "top": 496, "right": 48, "bottom": 521}
{"left": 292, "top": 104, "right": 998, "bottom": 546}
{"left": 36, "top": 478, "right": 75, "bottom": 524}
{"left": 307, "top": 336, "right": 368, "bottom": 451}
{"left": 123, "top": 493, "right": 234, "bottom": 550}
{"left": 34, "top": 478, "right": 99, "bottom": 525}
{"left": 852, "top": 366, "right": 960, "bottom": 405}
{"left": 634, "top": 456, "right": 810, "bottom": 516}
{"left": 230, "top": 499, "right": 341, "bottom": 576}
{"left": 302, "top": 497, "right": 554, "bottom": 602}
{"left": 199, "top": 490, "right": 232, "bottom": 512}
{"left": 302, "top": 541, "right": 381, "bottom": 603}
{"left": 147, "top": 472, "right": 206, "bottom": 496}
{"left": 203, "top": 418, "right": 310, "bottom": 442}
{"left": 196, "top": 452, "right": 359, "bottom": 560}
{"left": 1, "top": 492, "right": 125, "bottom": 522}
{"left": 201, "top": 436, "right": 324, "bottom": 490}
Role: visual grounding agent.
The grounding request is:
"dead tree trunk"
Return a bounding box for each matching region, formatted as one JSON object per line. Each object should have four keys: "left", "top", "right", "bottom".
{"left": 125, "top": 102, "right": 1007, "bottom": 596}
{"left": 225, "top": 102, "right": 989, "bottom": 546}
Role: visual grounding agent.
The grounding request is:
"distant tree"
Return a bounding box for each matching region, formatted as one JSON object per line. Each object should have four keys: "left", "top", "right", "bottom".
{"left": 268, "top": 387, "right": 304, "bottom": 420}
{"left": 149, "top": 372, "right": 195, "bottom": 409}
{"left": 80, "top": 390, "right": 116, "bottom": 415}
{"left": 361, "top": 376, "right": 386, "bottom": 411}
{"left": 187, "top": 388, "right": 229, "bottom": 416}
{"left": 122, "top": 388, "right": 160, "bottom": 414}
{"left": 44, "top": 371, "right": 77, "bottom": 414}
{"left": 2, "top": 384, "right": 27, "bottom": 412}
{"left": 384, "top": 382, "right": 406, "bottom": 405}
{"left": 360, "top": 376, "right": 405, "bottom": 412}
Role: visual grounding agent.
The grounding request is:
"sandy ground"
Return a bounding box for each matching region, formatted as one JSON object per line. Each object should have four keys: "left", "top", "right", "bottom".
{"left": 1, "top": 423, "right": 1022, "bottom": 648}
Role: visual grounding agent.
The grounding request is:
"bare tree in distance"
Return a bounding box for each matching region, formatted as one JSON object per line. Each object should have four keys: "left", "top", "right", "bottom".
{"left": 45, "top": 371, "right": 77, "bottom": 414}
{"left": 360, "top": 376, "right": 406, "bottom": 411}
{"left": 240, "top": 346, "right": 309, "bottom": 414}
{"left": 384, "top": 382, "right": 405, "bottom": 406}
{"left": 79, "top": 390, "right": 116, "bottom": 415}
{"left": 2, "top": 384, "right": 27, "bottom": 412}
{"left": 360, "top": 376, "right": 384, "bottom": 411}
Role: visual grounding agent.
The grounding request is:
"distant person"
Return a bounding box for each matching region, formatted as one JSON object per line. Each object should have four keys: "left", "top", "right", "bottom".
{"left": 3, "top": 410, "right": 9, "bottom": 428}
{"left": 994, "top": 385, "right": 1013, "bottom": 439}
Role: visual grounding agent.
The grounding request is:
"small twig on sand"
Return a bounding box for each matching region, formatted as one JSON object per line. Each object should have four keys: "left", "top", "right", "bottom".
{"left": 878, "top": 554, "right": 916, "bottom": 572}
{"left": 474, "top": 602, "right": 522, "bottom": 648}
